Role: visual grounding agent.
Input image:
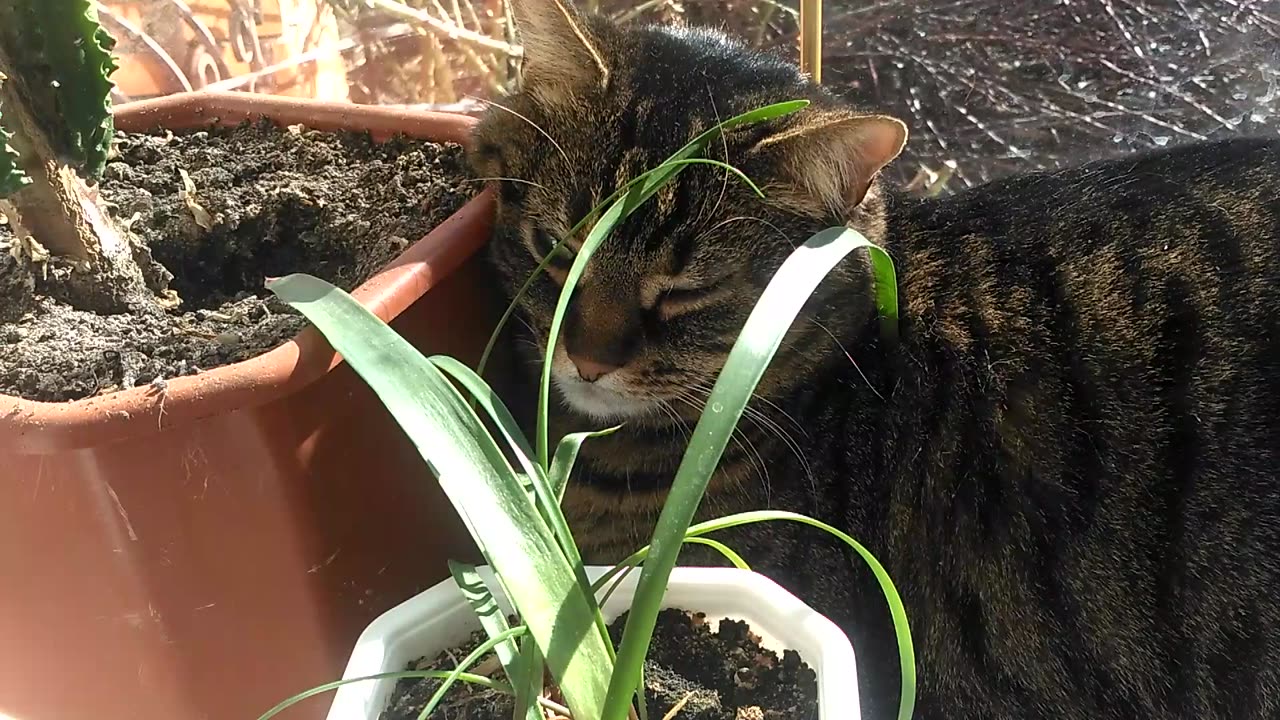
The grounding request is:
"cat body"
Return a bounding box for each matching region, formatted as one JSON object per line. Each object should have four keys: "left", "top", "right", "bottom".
{"left": 471, "top": 2, "right": 1280, "bottom": 717}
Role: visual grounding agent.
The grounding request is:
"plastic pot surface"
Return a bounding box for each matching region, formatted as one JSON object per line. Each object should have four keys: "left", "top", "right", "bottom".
{"left": 328, "top": 566, "right": 860, "bottom": 720}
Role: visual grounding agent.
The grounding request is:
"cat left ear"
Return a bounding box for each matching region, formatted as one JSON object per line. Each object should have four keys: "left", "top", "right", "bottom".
{"left": 509, "top": 0, "right": 609, "bottom": 105}
{"left": 754, "top": 112, "right": 908, "bottom": 214}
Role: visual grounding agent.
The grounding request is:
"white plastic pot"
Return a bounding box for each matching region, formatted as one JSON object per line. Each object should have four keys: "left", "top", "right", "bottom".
{"left": 326, "top": 565, "right": 859, "bottom": 720}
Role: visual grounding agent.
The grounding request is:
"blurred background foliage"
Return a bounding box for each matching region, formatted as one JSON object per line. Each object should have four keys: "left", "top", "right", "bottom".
{"left": 102, "top": 0, "right": 1277, "bottom": 189}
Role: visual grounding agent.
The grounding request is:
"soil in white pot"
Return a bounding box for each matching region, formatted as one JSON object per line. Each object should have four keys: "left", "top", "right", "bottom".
{"left": 382, "top": 608, "right": 819, "bottom": 720}
{"left": 0, "top": 120, "right": 474, "bottom": 402}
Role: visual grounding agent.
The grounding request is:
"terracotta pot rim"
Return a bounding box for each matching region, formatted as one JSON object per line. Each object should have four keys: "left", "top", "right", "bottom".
{"left": 0, "top": 91, "right": 494, "bottom": 453}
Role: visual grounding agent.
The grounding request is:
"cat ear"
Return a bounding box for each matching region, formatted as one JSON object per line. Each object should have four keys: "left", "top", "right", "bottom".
{"left": 509, "top": 0, "right": 609, "bottom": 104}
{"left": 754, "top": 112, "right": 907, "bottom": 214}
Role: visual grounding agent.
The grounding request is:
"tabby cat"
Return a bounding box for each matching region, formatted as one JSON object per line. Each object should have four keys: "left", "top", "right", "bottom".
{"left": 469, "top": 0, "right": 1280, "bottom": 717}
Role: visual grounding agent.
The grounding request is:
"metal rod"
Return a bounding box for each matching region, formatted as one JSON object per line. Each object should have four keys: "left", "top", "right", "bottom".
{"left": 799, "top": 0, "right": 822, "bottom": 83}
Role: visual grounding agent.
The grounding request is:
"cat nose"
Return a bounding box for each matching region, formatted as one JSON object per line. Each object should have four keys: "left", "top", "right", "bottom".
{"left": 568, "top": 353, "right": 620, "bottom": 382}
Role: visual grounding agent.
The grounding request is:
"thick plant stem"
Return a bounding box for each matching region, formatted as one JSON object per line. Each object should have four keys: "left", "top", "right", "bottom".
{"left": 0, "top": 54, "right": 169, "bottom": 313}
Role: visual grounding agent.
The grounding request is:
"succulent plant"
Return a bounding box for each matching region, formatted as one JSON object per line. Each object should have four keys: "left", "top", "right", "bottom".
{"left": 0, "top": 0, "right": 169, "bottom": 313}
{"left": 0, "top": 113, "right": 29, "bottom": 196}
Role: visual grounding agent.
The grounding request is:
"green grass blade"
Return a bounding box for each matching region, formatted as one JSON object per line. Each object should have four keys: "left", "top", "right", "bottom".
{"left": 429, "top": 356, "right": 592, "bottom": 574}
{"left": 601, "top": 227, "right": 886, "bottom": 720}
{"left": 512, "top": 634, "right": 545, "bottom": 720}
{"left": 593, "top": 534, "right": 749, "bottom": 720}
{"left": 688, "top": 98, "right": 810, "bottom": 136}
{"left": 448, "top": 560, "right": 521, "bottom": 676}
{"left": 597, "top": 566, "right": 637, "bottom": 623}
{"left": 595, "top": 536, "right": 750, "bottom": 610}
{"left": 684, "top": 511, "right": 915, "bottom": 720}
{"left": 532, "top": 156, "right": 763, "bottom": 470}
{"left": 430, "top": 359, "right": 554, "bottom": 623}
{"left": 267, "top": 274, "right": 615, "bottom": 719}
{"left": 534, "top": 196, "right": 625, "bottom": 468}
{"left": 549, "top": 427, "right": 619, "bottom": 502}
{"left": 479, "top": 157, "right": 756, "bottom": 388}
{"left": 867, "top": 244, "right": 900, "bottom": 343}
{"left": 418, "top": 626, "right": 529, "bottom": 720}
{"left": 256, "top": 670, "right": 513, "bottom": 720}
{"left": 683, "top": 537, "right": 751, "bottom": 570}
{"left": 593, "top": 509, "right": 916, "bottom": 720}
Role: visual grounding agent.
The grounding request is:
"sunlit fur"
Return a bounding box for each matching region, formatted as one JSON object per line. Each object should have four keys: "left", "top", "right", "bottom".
{"left": 472, "top": 5, "right": 1280, "bottom": 720}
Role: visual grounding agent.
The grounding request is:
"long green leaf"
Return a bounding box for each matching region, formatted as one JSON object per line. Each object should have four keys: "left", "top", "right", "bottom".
{"left": 601, "top": 227, "right": 890, "bottom": 719}
{"left": 429, "top": 357, "right": 587, "bottom": 564}
{"left": 267, "top": 274, "right": 616, "bottom": 718}
{"left": 682, "top": 537, "right": 751, "bottom": 570}
{"left": 431, "top": 356, "right": 541, "bottom": 489}
{"left": 595, "top": 536, "right": 751, "bottom": 609}
{"left": 428, "top": 356, "right": 616, "bottom": 671}
{"left": 428, "top": 357, "right": 606, "bottom": 681}
{"left": 868, "top": 242, "right": 900, "bottom": 342}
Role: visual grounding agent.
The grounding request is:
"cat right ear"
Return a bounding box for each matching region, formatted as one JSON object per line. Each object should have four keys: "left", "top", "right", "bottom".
{"left": 509, "top": 0, "right": 609, "bottom": 105}
{"left": 753, "top": 111, "right": 908, "bottom": 217}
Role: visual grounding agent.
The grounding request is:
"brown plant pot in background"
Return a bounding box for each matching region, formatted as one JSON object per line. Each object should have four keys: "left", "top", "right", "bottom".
{"left": 0, "top": 92, "right": 493, "bottom": 720}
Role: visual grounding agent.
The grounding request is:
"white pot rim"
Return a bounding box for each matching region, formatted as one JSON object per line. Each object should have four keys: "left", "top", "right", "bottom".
{"left": 327, "top": 565, "right": 859, "bottom": 720}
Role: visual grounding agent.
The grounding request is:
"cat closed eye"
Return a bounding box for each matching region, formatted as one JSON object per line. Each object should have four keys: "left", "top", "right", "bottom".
{"left": 655, "top": 285, "right": 719, "bottom": 318}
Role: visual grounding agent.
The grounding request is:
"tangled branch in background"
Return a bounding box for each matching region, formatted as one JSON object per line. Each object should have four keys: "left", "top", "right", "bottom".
{"left": 332, "top": 0, "right": 1278, "bottom": 189}
{"left": 812, "top": 0, "right": 1279, "bottom": 187}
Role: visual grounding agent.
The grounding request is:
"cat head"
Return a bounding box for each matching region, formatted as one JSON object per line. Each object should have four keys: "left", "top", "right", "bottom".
{"left": 470, "top": 0, "right": 907, "bottom": 426}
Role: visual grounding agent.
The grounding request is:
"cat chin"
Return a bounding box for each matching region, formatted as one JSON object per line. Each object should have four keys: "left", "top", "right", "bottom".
{"left": 554, "top": 375, "right": 657, "bottom": 423}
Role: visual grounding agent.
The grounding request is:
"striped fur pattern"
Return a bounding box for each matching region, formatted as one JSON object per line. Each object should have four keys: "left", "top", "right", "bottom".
{"left": 470, "top": 1, "right": 1280, "bottom": 717}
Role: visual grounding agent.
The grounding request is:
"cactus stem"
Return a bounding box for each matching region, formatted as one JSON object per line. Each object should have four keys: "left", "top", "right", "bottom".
{"left": 0, "top": 49, "right": 168, "bottom": 314}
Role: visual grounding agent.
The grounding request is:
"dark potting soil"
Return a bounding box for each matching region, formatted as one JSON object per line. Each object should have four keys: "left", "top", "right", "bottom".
{"left": 0, "top": 119, "right": 473, "bottom": 402}
{"left": 381, "top": 608, "right": 819, "bottom": 720}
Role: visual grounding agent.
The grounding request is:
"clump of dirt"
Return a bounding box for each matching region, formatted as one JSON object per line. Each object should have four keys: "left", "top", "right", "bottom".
{"left": 381, "top": 608, "right": 819, "bottom": 720}
{"left": 0, "top": 120, "right": 474, "bottom": 402}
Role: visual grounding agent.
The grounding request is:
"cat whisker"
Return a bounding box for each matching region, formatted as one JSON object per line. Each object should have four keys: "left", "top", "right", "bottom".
{"left": 477, "top": 97, "right": 571, "bottom": 169}
{"left": 512, "top": 316, "right": 548, "bottom": 357}
{"left": 686, "top": 379, "right": 798, "bottom": 433}
{"left": 747, "top": 390, "right": 808, "bottom": 439}
{"left": 705, "top": 84, "right": 733, "bottom": 223}
{"left": 672, "top": 387, "right": 771, "bottom": 504}
{"left": 655, "top": 398, "right": 693, "bottom": 444}
{"left": 809, "top": 318, "right": 883, "bottom": 400}
{"left": 464, "top": 176, "right": 547, "bottom": 190}
{"left": 744, "top": 405, "right": 816, "bottom": 494}
{"left": 692, "top": 215, "right": 792, "bottom": 248}
{"left": 514, "top": 315, "right": 540, "bottom": 338}
{"left": 687, "top": 380, "right": 815, "bottom": 494}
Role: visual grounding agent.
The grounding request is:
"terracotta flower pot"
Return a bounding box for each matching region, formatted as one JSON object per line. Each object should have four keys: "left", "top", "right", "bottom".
{"left": 0, "top": 92, "right": 494, "bottom": 720}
